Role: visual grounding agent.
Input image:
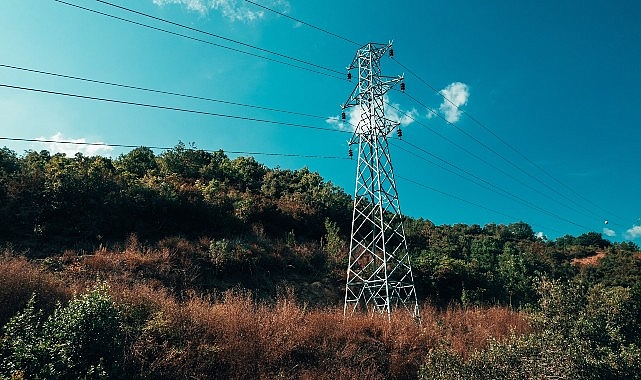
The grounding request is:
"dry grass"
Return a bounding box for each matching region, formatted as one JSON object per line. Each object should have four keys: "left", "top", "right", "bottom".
{"left": 0, "top": 240, "right": 532, "bottom": 379}
{"left": 0, "top": 251, "right": 71, "bottom": 325}
{"left": 114, "top": 288, "right": 530, "bottom": 380}
{"left": 72, "top": 235, "right": 202, "bottom": 293}
{"left": 571, "top": 251, "right": 606, "bottom": 267}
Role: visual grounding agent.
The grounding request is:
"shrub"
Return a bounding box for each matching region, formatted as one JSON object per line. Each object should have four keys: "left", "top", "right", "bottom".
{"left": 0, "top": 284, "right": 124, "bottom": 379}
{"left": 419, "top": 279, "right": 641, "bottom": 380}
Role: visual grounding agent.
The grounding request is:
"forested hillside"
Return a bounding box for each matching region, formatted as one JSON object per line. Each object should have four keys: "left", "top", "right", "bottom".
{"left": 1, "top": 144, "right": 640, "bottom": 379}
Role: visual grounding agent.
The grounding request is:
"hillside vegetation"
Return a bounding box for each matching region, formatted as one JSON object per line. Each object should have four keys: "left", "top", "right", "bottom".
{"left": 1, "top": 144, "right": 640, "bottom": 379}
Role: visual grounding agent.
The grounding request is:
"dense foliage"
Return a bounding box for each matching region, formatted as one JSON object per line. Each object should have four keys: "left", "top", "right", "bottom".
{"left": 419, "top": 279, "right": 641, "bottom": 379}
{"left": 1, "top": 144, "right": 640, "bottom": 305}
{"left": 0, "top": 144, "right": 352, "bottom": 250}
{"left": 1, "top": 144, "right": 640, "bottom": 378}
{"left": 1, "top": 284, "right": 123, "bottom": 379}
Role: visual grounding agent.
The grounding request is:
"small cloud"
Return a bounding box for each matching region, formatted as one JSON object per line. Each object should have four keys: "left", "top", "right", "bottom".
{"left": 603, "top": 227, "right": 616, "bottom": 237}
{"left": 535, "top": 231, "right": 547, "bottom": 241}
{"left": 153, "top": 0, "right": 289, "bottom": 22}
{"left": 293, "top": 21, "right": 303, "bottom": 28}
{"left": 624, "top": 225, "right": 641, "bottom": 240}
{"left": 438, "top": 82, "right": 469, "bottom": 123}
{"left": 325, "top": 115, "right": 344, "bottom": 130}
{"left": 327, "top": 95, "right": 416, "bottom": 134}
{"left": 327, "top": 106, "right": 364, "bottom": 133}
{"left": 36, "top": 132, "right": 114, "bottom": 156}
{"left": 385, "top": 97, "right": 418, "bottom": 128}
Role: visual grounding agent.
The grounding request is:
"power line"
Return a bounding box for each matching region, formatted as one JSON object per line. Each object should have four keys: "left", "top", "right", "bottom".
{"left": 53, "top": 0, "right": 345, "bottom": 81}
{"left": 396, "top": 174, "right": 565, "bottom": 236}
{"left": 0, "top": 63, "right": 330, "bottom": 121}
{"left": 93, "top": 0, "right": 345, "bottom": 75}
{"left": 0, "top": 137, "right": 350, "bottom": 160}
{"left": 401, "top": 90, "right": 610, "bottom": 225}
{"left": 28, "top": 3, "right": 629, "bottom": 233}
{"left": 393, "top": 58, "right": 626, "bottom": 224}
{"left": 395, "top": 174, "right": 517, "bottom": 221}
{"left": 392, "top": 139, "right": 590, "bottom": 230}
{"left": 0, "top": 83, "right": 351, "bottom": 135}
{"left": 385, "top": 98, "right": 596, "bottom": 223}
{"left": 243, "top": 0, "right": 361, "bottom": 46}
{"left": 236, "top": 2, "right": 628, "bottom": 230}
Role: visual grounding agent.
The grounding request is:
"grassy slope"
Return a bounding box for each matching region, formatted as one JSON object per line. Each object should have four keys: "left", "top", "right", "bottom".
{"left": 0, "top": 241, "right": 529, "bottom": 379}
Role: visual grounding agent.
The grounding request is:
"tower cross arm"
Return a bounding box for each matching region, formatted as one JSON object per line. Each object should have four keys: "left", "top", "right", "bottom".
{"left": 342, "top": 74, "right": 404, "bottom": 111}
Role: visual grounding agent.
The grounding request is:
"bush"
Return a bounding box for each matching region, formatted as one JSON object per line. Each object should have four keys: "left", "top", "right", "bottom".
{"left": 0, "top": 284, "right": 124, "bottom": 379}
{"left": 419, "top": 279, "right": 641, "bottom": 379}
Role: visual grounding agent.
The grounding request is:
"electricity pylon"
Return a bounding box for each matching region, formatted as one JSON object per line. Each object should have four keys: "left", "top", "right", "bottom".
{"left": 341, "top": 42, "right": 419, "bottom": 318}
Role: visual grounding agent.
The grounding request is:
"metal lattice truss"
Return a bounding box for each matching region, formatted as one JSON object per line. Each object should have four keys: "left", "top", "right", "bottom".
{"left": 342, "top": 42, "right": 419, "bottom": 318}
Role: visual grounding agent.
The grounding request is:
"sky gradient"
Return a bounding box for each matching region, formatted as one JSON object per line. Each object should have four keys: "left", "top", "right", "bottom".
{"left": 1, "top": 0, "right": 640, "bottom": 242}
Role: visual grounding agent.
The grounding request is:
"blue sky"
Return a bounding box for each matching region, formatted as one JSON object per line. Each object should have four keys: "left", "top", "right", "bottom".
{"left": 1, "top": 0, "right": 640, "bottom": 243}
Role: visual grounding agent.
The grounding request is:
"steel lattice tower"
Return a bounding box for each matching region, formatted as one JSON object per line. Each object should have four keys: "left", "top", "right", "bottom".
{"left": 342, "top": 42, "right": 419, "bottom": 318}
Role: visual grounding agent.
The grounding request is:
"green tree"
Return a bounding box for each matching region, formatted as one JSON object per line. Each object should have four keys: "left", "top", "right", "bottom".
{"left": 157, "top": 142, "right": 213, "bottom": 179}
{"left": 576, "top": 232, "right": 611, "bottom": 249}
{"left": 115, "top": 146, "right": 158, "bottom": 178}
{"left": 506, "top": 222, "right": 535, "bottom": 241}
{"left": 420, "top": 279, "right": 641, "bottom": 379}
{"left": 222, "top": 156, "right": 267, "bottom": 192}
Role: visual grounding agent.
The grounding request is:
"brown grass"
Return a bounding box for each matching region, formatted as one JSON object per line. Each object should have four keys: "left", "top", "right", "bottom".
{"left": 72, "top": 235, "right": 202, "bottom": 292}
{"left": 113, "top": 288, "right": 530, "bottom": 380}
{"left": 0, "top": 251, "right": 71, "bottom": 324}
{"left": 571, "top": 251, "right": 606, "bottom": 267}
{"left": 0, "top": 240, "right": 532, "bottom": 379}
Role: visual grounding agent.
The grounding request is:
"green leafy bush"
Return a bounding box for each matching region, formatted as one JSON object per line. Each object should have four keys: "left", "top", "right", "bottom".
{"left": 0, "top": 284, "right": 124, "bottom": 379}
{"left": 419, "top": 279, "right": 641, "bottom": 380}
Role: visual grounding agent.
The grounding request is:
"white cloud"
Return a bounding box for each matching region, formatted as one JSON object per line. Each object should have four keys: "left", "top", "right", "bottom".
{"left": 438, "top": 82, "right": 469, "bottom": 123}
{"left": 535, "top": 231, "right": 546, "bottom": 240}
{"left": 624, "top": 225, "right": 641, "bottom": 240}
{"left": 386, "top": 97, "right": 418, "bottom": 128}
{"left": 325, "top": 106, "right": 364, "bottom": 133}
{"left": 325, "top": 115, "right": 343, "bottom": 129}
{"left": 327, "top": 95, "right": 417, "bottom": 134}
{"left": 36, "top": 133, "right": 114, "bottom": 157}
{"left": 603, "top": 227, "right": 616, "bottom": 237}
{"left": 152, "top": 0, "right": 290, "bottom": 22}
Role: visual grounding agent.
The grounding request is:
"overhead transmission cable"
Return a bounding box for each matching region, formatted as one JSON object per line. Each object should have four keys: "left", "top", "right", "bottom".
{"left": 243, "top": 0, "right": 361, "bottom": 46}
{"left": 0, "top": 63, "right": 332, "bottom": 121}
{"left": 401, "top": 90, "right": 615, "bottom": 225}
{"left": 53, "top": 0, "right": 345, "bottom": 81}
{"left": 392, "top": 59, "right": 626, "bottom": 225}
{"left": 384, "top": 98, "right": 595, "bottom": 223}
{"left": 390, "top": 139, "right": 590, "bottom": 229}
{"left": 396, "top": 174, "right": 565, "bottom": 236}
{"left": 0, "top": 63, "right": 361, "bottom": 132}
{"left": 0, "top": 137, "right": 349, "bottom": 160}
{"left": 0, "top": 83, "right": 351, "bottom": 135}
{"left": 248, "top": 1, "right": 627, "bottom": 228}
{"left": 93, "top": 0, "right": 344, "bottom": 75}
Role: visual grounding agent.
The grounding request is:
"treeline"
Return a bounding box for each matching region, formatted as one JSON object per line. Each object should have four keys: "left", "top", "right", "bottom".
{"left": 1, "top": 143, "right": 640, "bottom": 308}
{"left": 407, "top": 221, "right": 640, "bottom": 307}
{"left": 2, "top": 144, "right": 641, "bottom": 379}
{"left": 0, "top": 143, "right": 351, "bottom": 250}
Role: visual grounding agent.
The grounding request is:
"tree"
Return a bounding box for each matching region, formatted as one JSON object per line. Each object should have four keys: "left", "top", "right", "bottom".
{"left": 157, "top": 142, "right": 213, "bottom": 179}
{"left": 222, "top": 156, "right": 267, "bottom": 192}
{"left": 576, "top": 232, "right": 611, "bottom": 249}
{"left": 506, "top": 222, "right": 535, "bottom": 241}
{"left": 115, "top": 146, "right": 157, "bottom": 178}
